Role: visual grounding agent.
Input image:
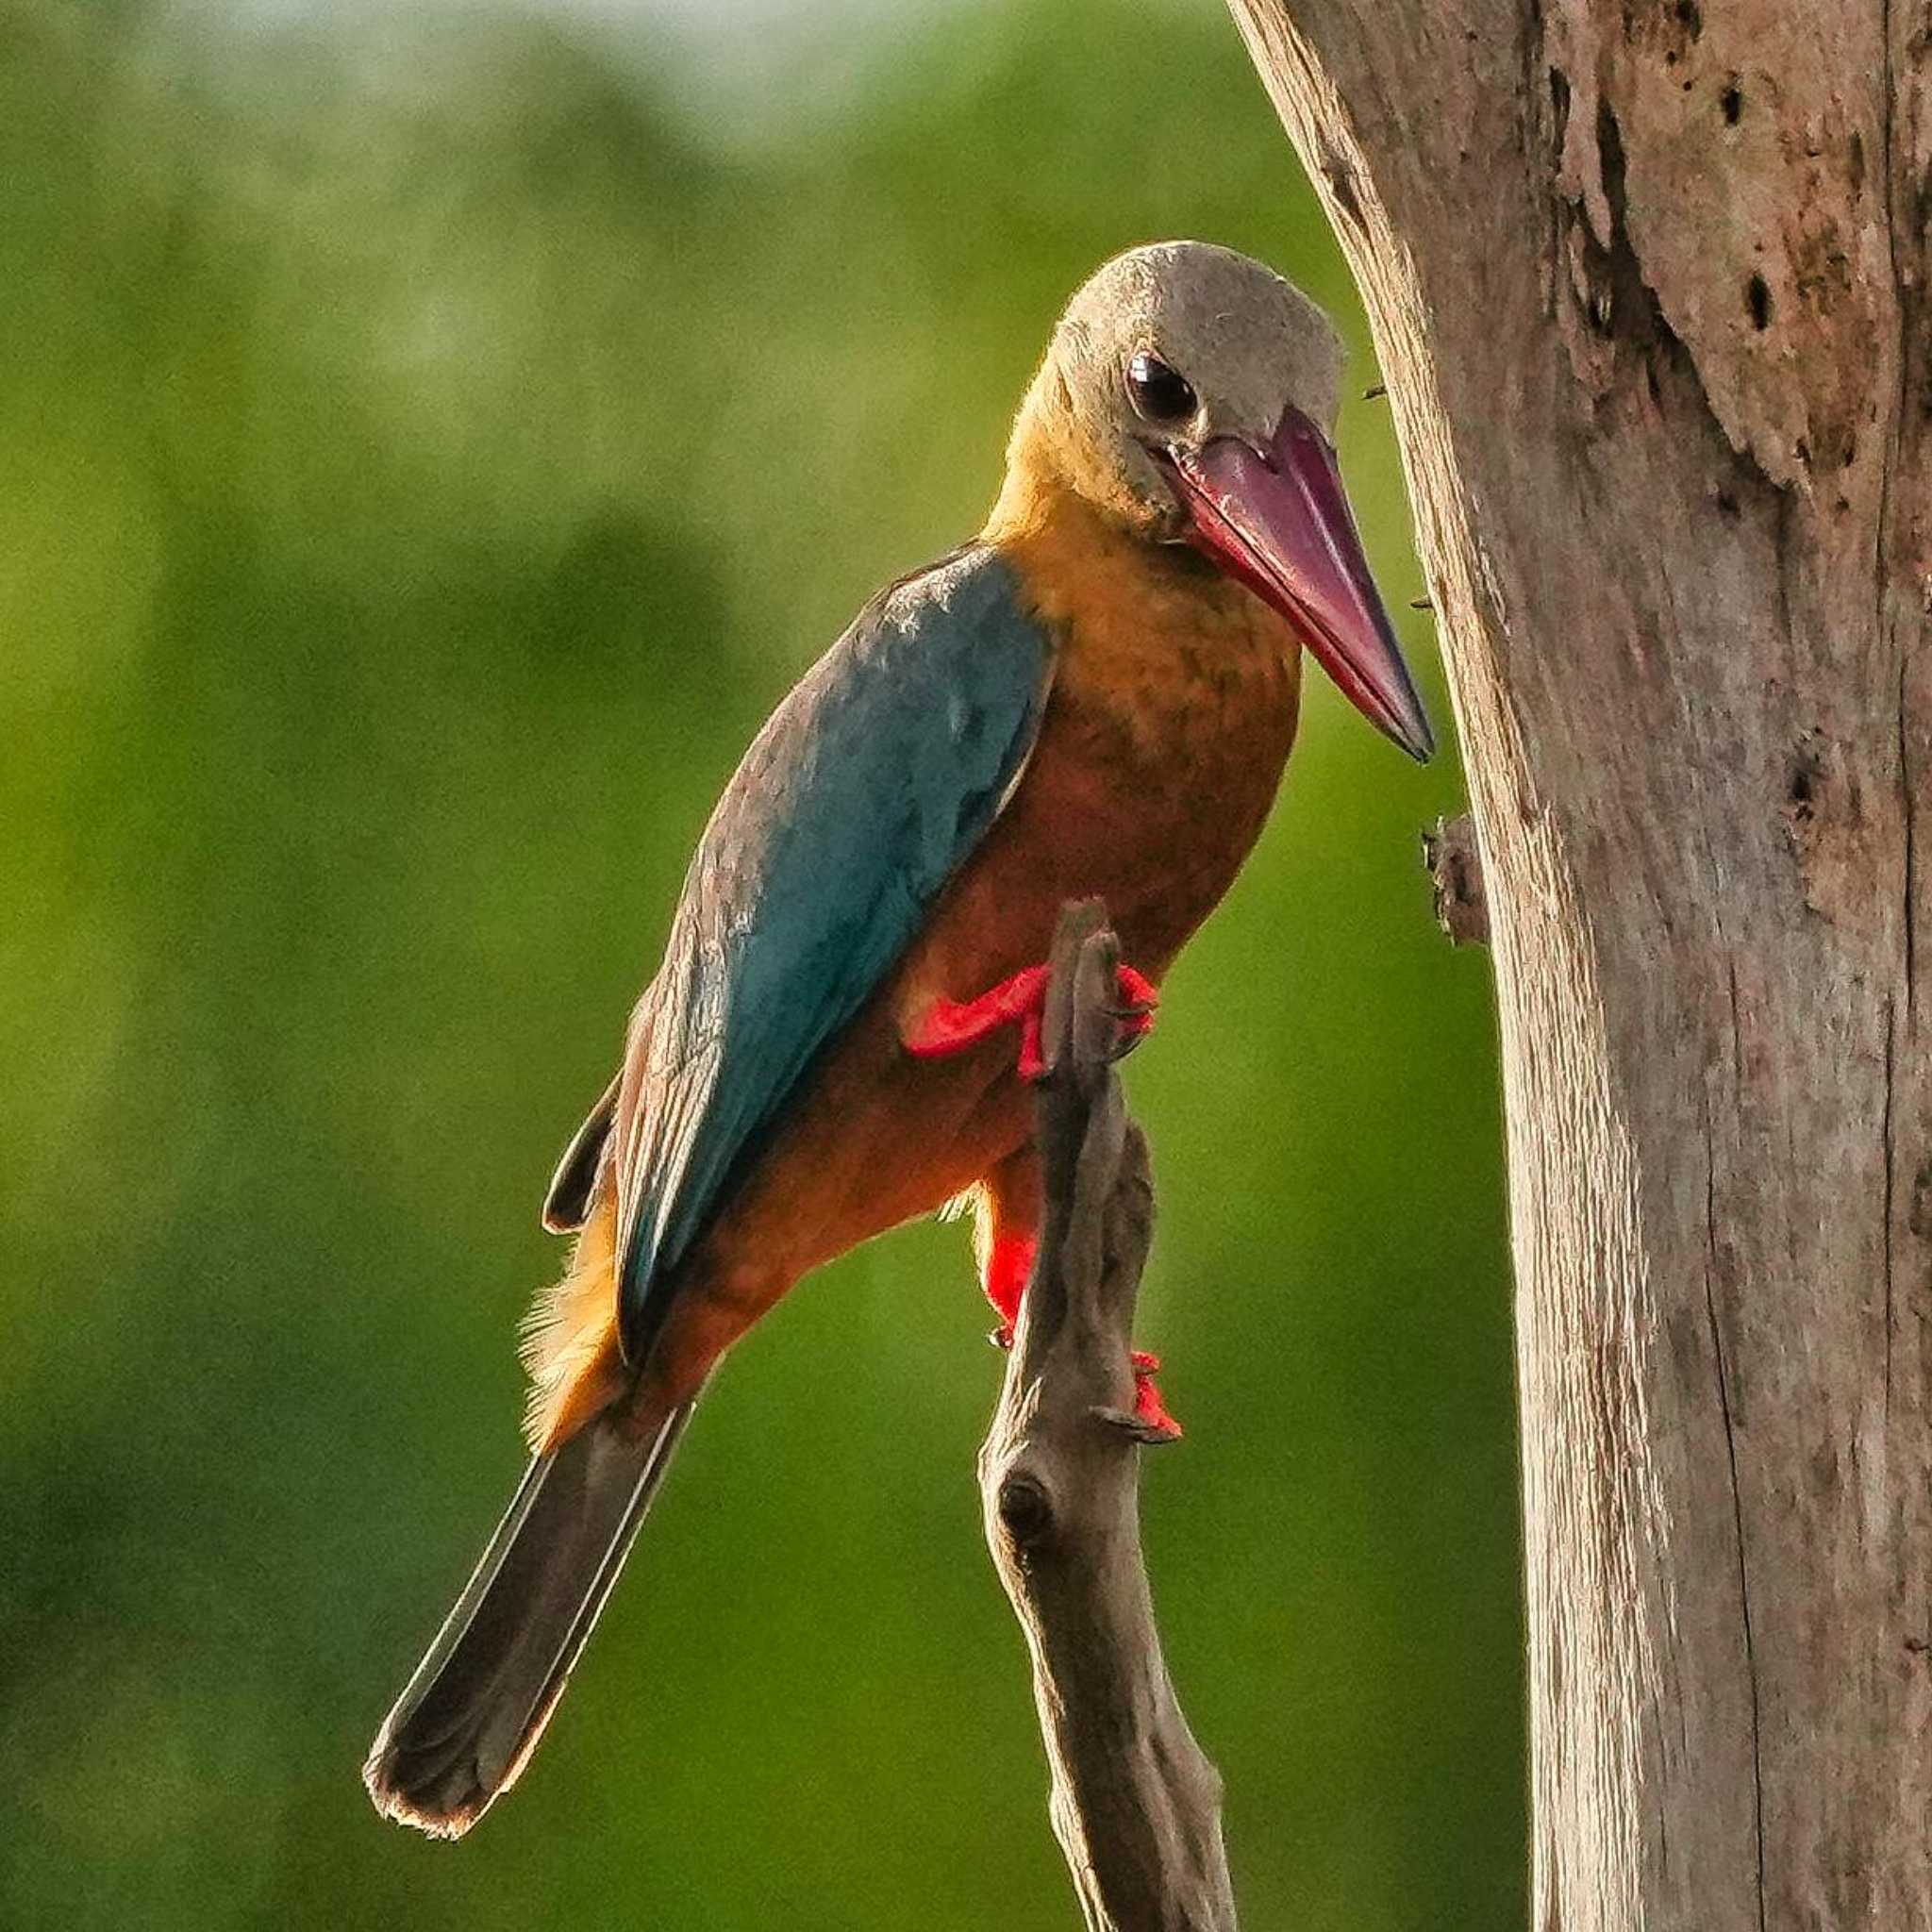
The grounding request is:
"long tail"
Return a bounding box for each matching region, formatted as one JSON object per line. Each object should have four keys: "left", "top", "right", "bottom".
{"left": 363, "top": 1399, "right": 692, "bottom": 1839}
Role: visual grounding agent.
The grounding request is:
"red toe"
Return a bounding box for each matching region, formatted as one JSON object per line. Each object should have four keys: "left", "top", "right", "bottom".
{"left": 910, "top": 961, "right": 1158, "bottom": 1079}
{"left": 908, "top": 965, "right": 1052, "bottom": 1073}
{"left": 1130, "top": 1350, "right": 1183, "bottom": 1440}
{"left": 1017, "top": 1007, "right": 1047, "bottom": 1082}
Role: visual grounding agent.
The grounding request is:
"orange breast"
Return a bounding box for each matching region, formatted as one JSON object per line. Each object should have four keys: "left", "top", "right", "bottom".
{"left": 888, "top": 674, "right": 1293, "bottom": 1048}
{"left": 900, "top": 485, "right": 1303, "bottom": 998}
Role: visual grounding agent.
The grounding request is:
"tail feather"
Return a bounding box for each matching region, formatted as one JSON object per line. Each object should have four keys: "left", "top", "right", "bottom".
{"left": 521, "top": 1194, "right": 628, "bottom": 1453}
{"left": 364, "top": 1401, "right": 692, "bottom": 1839}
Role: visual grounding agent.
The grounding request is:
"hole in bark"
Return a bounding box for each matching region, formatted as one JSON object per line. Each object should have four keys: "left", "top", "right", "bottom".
{"left": 1715, "top": 488, "right": 1741, "bottom": 519}
{"left": 1746, "top": 275, "right": 1772, "bottom": 328}
{"left": 1787, "top": 739, "right": 1825, "bottom": 821}
{"left": 1676, "top": 0, "right": 1702, "bottom": 35}
{"left": 1548, "top": 66, "right": 1571, "bottom": 147}
{"left": 1721, "top": 81, "right": 1743, "bottom": 125}
{"left": 997, "top": 1473, "right": 1054, "bottom": 1549}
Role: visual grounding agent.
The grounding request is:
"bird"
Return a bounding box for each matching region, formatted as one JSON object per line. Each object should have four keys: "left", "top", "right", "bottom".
{"left": 363, "top": 239, "right": 1432, "bottom": 1840}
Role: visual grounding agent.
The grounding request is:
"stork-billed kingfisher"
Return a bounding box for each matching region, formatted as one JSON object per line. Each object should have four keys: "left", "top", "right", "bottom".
{"left": 364, "top": 241, "right": 1432, "bottom": 1838}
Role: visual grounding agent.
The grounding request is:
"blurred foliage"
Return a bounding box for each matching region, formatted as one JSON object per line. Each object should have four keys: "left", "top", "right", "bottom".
{"left": 0, "top": 0, "right": 1522, "bottom": 1925}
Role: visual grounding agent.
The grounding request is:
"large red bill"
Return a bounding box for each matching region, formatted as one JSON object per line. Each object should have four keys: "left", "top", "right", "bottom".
{"left": 1168, "top": 406, "right": 1434, "bottom": 762}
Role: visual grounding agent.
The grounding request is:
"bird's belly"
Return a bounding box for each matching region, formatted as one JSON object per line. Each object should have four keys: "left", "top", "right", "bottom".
{"left": 666, "top": 652, "right": 1300, "bottom": 1322}
{"left": 659, "top": 999, "right": 1030, "bottom": 1341}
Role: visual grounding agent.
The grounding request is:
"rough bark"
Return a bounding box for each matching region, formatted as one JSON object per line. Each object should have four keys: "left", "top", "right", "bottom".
{"left": 979, "top": 901, "right": 1237, "bottom": 1932}
{"left": 1227, "top": 3, "right": 1931, "bottom": 1925}
{"left": 1424, "top": 810, "right": 1493, "bottom": 943}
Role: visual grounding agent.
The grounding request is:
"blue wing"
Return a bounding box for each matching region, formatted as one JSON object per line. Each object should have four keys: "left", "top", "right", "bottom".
{"left": 608, "top": 544, "right": 1054, "bottom": 1360}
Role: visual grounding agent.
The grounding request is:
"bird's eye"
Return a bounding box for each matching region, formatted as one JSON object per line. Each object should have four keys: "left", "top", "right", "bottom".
{"left": 1124, "top": 351, "right": 1198, "bottom": 425}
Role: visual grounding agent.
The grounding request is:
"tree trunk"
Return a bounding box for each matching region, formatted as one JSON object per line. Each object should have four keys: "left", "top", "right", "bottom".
{"left": 1227, "top": 3, "right": 1931, "bottom": 1925}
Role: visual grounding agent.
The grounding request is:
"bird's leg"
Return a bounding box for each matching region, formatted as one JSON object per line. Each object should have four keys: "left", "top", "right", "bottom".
{"left": 908, "top": 963, "right": 1158, "bottom": 1079}
{"left": 983, "top": 1229, "right": 1034, "bottom": 1350}
{"left": 910, "top": 965, "right": 1052, "bottom": 1074}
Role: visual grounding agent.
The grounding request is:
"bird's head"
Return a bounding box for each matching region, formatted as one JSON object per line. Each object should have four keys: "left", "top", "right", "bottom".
{"left": 999, "top": 240, "right": 1433, "bottom": 762}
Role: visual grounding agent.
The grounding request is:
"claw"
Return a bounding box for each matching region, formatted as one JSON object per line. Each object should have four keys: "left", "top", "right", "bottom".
{"left": 1095, "top": 1401, "right": 1185, "bottom": 1445}
{"left": 1129, "top": 1348, "right": 1183, "bottom": 1441}
{"left": 908, "top": 961, "right": 1158, "bottom": 1080}
{"left": 1017, "top": 1006, "right": 1046, "bottom": 1082}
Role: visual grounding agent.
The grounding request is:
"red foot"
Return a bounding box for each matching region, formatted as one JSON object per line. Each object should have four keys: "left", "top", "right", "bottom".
{"left": 1130, "top": 1349, "right": 1184, "bottom": 1441}
{"left": 984, "top": 1230, "right": 1035, "bottom": 1343}
{"left": 908, "top": 963, "right": 1158, "bottom": 1081}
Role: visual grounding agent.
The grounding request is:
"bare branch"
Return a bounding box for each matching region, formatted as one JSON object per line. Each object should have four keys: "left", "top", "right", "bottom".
{"left": 979, "top": 900, "right": 1237, "bottom": 1932}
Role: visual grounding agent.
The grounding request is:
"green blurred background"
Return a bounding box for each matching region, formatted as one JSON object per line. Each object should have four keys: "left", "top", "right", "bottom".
{"left": 0, "top": 0, "right": 1522, "bottom": 1924}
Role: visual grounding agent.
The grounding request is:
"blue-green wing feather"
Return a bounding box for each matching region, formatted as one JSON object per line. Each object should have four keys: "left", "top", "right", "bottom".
{"left": 609, "top": 545, "right": 1053, "bottom": 1359}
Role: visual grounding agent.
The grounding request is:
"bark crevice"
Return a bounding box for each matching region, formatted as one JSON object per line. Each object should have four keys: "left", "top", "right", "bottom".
{"left": 1699, "top": 1239, "right": 1766, "bottom": 1932}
